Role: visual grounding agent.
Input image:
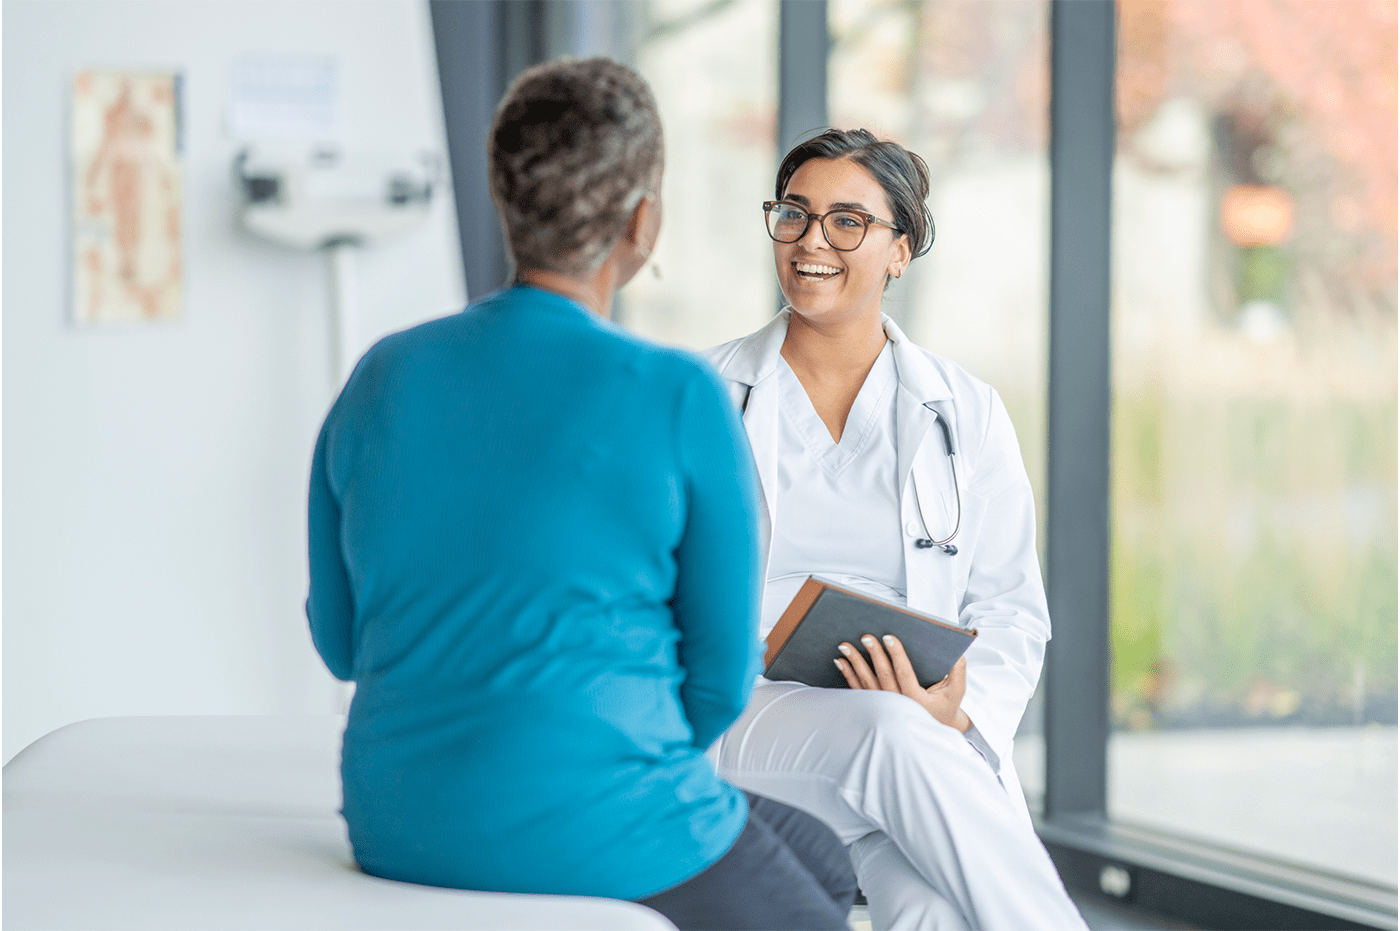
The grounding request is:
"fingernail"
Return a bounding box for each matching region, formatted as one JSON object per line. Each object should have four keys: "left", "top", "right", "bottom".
{"left": 834, "top": 659, "right": 844, "bottom": 670}
{"left": 883, "top": 635, "right": 895, "bottom": 647}
{"left": 861, "top": 635, "right": 876, "bottom": 646}
{"left": 838, "top": 644, "right": 852, "bottom": 655}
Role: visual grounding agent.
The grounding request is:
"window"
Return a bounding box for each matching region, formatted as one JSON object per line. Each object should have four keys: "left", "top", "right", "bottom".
{"left": 622, "top": 0, "right": 780, "bottom": 351}
{"left": 1109, "top": 0, "right": 1397, "bottom": 885}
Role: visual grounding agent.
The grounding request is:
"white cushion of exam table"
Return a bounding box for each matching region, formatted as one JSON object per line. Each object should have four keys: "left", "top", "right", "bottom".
{"left": 3, "top": 715, "right": 676, "bottom": 930}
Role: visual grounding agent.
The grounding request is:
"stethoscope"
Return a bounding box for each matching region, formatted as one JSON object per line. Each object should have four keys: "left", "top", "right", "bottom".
{"left": 911, "top": 405, "right": 961, "bottom": 556}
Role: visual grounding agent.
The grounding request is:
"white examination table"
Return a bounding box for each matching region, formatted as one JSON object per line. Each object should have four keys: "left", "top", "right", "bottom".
{"left": 3, "top": 715, "right": 675, "bottom": 930}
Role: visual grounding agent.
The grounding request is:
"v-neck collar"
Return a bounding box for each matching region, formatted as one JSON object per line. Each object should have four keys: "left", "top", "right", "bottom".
{"left": 776, "top": 341, "right": 896, "bottom": 477}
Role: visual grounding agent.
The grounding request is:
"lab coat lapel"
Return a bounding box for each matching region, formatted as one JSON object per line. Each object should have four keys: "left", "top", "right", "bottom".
{"left": 895, "top": 383, "right": 938, "bottom": 498}
{"left": 743, "top": 378, "right": 780, "bottom": 569}
{"left": 885, "top": 317, "right": 958, "bottom": 616}
{"left": 885, "top": 316, "right": 953, "bottom": 496}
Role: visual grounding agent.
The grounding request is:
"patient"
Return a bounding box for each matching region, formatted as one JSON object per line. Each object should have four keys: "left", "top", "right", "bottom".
{"left": 305, "top": 58, "right": 854, "bottom": 930}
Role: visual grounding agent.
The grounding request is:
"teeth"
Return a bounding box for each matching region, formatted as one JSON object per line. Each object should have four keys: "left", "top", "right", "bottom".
{"left": 795, "top": 262, "right": 841, "bottom": 275}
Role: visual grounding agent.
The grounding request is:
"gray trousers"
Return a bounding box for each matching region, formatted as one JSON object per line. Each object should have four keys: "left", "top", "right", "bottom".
{"left": 638, "top": 792, "right": 857, "bottom": 930}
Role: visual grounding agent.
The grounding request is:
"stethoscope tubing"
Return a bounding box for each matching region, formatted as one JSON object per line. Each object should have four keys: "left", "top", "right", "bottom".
{"left": 913, "top": 410, "right": 961, "bottom": 555}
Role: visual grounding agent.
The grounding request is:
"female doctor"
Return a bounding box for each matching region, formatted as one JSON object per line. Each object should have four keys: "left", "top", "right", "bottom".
{"left": 703, "top": 129, "right": 1089, "bottom": 930}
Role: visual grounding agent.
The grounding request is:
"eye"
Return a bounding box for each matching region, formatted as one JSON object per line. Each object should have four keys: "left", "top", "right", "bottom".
{"left": 832, "top": 212, "right": 865, "bottom": 230}
{"left": 778, "top": 205, "right": 807, "bottom": 222}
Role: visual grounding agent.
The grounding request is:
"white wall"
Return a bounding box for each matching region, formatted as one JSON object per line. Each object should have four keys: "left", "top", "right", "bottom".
{"left": 3, "top": 0, "right": 466, "bottom": 762}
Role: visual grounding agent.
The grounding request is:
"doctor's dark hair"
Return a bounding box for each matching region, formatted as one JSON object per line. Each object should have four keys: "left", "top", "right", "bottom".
{"left": 489, "top": 57, "right": 663, "bottom": 276}
{"left": 775, "top": 129, "right": 935, "bottom": 260}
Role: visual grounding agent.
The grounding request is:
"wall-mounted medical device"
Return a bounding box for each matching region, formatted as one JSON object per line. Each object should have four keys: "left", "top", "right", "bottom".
{"left": 234, "top": 146, "right": 438, "bottom": 250}
{"left": 234, "top": 146, "right": 442, "bottom": 387}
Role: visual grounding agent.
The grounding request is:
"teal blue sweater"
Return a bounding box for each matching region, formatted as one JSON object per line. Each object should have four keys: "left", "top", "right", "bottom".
{"left": 306, "top": 285, "right": 762, "bottom": 899}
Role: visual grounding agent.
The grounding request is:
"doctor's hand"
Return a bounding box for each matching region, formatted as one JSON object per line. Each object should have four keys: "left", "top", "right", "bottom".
{"left": 835, "top": 635, "right": 972, "bottom": 734}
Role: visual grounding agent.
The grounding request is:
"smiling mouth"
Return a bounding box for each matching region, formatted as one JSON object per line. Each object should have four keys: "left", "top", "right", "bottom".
{"left": 793, "top": 261, "right": 842, "bottom": 281}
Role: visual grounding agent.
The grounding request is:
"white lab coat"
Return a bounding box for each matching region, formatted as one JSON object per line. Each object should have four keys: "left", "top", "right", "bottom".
{"left": 703, "top": 309, "right": 1048, "bottom": 815}
{"left": 702, "top": 310, "right": 1082, "bottom": 930}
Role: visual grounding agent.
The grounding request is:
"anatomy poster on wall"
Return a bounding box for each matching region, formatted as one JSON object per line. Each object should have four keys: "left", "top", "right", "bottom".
{"left": 71, "top": 70, "right": 183, "bottom": 324}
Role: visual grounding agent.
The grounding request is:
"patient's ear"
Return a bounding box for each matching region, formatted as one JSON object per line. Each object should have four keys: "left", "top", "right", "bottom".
{"left": 615, "top": 192, "right": 662, "bottom": 287}
{"left": 626, "top": 192, "right": 661, "bottom": 253}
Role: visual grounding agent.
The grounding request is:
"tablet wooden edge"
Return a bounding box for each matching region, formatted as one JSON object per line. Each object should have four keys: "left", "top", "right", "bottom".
{"left": 763, "top": 577, "right": 826, "bottom": 667}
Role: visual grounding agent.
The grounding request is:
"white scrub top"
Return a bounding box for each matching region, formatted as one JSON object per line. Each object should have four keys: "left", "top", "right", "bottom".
{"left": 761, "top": 341, "right": 906, "bottom": 636}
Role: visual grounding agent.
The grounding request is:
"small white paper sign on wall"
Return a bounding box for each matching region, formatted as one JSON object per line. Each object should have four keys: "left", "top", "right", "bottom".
{"left": 228, "top": 56, "right": 340, "bottom": 140}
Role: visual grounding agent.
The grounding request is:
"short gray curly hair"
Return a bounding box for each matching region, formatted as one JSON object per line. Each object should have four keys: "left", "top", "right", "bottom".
{"left": 489, "top": 57, "right": 663, "bottom": 276}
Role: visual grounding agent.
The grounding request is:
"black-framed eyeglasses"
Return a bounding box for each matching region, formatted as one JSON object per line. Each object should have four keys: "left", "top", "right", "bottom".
{"left": 762, "top": 200, "right": 902, "bottom": 251}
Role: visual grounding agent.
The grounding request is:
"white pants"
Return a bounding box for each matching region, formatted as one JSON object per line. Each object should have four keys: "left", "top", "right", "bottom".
{"left": 712, "top": 681, "right": 1088, "bottom": 931}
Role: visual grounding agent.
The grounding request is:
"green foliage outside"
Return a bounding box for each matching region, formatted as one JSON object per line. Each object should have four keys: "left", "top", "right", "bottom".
{"left": 1110, "top": 393, "right": 1398, "bottom": 730}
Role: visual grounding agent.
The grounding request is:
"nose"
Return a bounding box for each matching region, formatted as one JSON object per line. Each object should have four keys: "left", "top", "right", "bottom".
{"left": 796, "top": 216, "right": 830, "bottom": 250}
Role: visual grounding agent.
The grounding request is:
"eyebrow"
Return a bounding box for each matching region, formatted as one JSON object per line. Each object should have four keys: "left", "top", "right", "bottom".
{"left": 783, "top": 194, "right": 871, "bottom": 213}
